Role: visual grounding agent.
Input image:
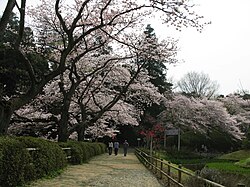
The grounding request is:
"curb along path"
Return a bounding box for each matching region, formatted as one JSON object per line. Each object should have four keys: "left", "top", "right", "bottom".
{"left": 29, "top": 149, "right": 163, "bottom": 187}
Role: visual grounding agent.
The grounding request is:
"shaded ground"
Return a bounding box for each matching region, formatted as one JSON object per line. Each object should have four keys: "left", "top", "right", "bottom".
{"left": 28, "top": 149, "right": 163, "bottom": 187}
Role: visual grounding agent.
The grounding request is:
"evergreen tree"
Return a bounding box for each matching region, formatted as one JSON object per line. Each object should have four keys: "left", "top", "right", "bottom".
{"left": 142, "top": 24, "right": 172, "bottom": 94}
{"left": 137, "top": 24, "right": 174, "bottom": 136}
{"left": 0, "top": 13, "right": 49, "bottom": 98}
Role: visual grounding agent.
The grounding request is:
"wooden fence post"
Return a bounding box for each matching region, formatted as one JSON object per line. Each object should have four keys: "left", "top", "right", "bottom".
{"left": 160, "top": 159, "right": 163, "bottom": 179}
{"left": 155, "top": 158, "right": 157, "bottom": 174}
{"left": 167, "top": 161, "right": 171, "bottom": 187}
{"left": 178, "top": 164, "right": 182, "bottom": 183}
{"left": 135, "top": 149, "right": 226, "bottom": 187}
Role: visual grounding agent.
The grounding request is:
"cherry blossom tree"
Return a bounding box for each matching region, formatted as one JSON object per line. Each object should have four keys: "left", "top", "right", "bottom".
{"left": 1, "top": 0, "right": 206, "bottom": 136}
{"left": 159, "top": 94, "right": 243, "bottom": 142}
{"left": 10, "top": 61, "right": 164, "bottom": 141}
{"left": 8, "top": 1, "right": 180, "bottom": 141}
{"left": 218, "top": 94, "right": 250, "bottom": 134}
{"left": 9, "top": 30, "right": 169, "bottom": 141}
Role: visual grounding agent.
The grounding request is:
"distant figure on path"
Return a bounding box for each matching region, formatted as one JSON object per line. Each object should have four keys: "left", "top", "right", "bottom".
{"left": 123, "top": 140, "right": 129, "bottom": 156}
{"left": 114, "top": 141, "right": 119, "bottom": 155}
{"left": 108, "top": 141, "right": 113, "bottom": 155}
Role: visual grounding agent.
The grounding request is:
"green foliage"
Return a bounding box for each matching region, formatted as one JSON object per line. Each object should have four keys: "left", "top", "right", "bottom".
{"left": 16, "top": 136, "right": 67, "bottom": 178}
{"left": 0, "top": 12, "right": 50, "bottom": 99}
{"left": 0, "top": 137, "right": 35, "bottom": 187}
{"left": 0, "top": 136, "right": 106, "bottom": 186}
{"left": 184, "top": 167, "right": 249, "bottom": 187}
{"left": 59, "top": 141, "right": 83, "bottom": 164}
{"left": 242, "top": 138, "right": 250, "bottom": 149}
{"left": 143, "top": 24, "right": 172, "bottom": 94}
{"left": 206, "top": 162, "right": 250, "bottom": 174}
{"left": 202, "top": 150, "right": 250, "bottom": 186}
{"left": 235, "top": 158, "right": 250, "bottom": 168}
{"left": 59, "top": 141, "right": 106, "bottom": 164}
{"left": 206, "top": 150, "right": 250, "bottom": 174}
{"left": 181, "top": 130, "right": 240, "bottom": 152}
{"left": 219, "top": 150, "right": 250, "bottom": 161}
{"left": 159, "top": 149, "right": 210, "bottom": 168}
{"left": 208, "top": 130, "right": 240, "bottom": 152}
{"left": 181, "top": 131, "right": 206, "bottom": 150}
{"left": 137, "top": 24, "right": 173, "bottom": 136}
{"left": 0, "top": 13, "right": 19, "bottom": 47}
{"left": 98, "top": 142, "right": 107, "bottom": 153}
{"left": 242, "top": 128, "right": 250, "bottom": 149}
{"left": 0, "top": 136, "right": 67, "bottom": 187}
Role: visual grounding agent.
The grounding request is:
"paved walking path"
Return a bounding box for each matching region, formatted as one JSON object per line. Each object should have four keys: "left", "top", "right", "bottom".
{"left": 28, "top": 149, "right": 163, "bottom": 187}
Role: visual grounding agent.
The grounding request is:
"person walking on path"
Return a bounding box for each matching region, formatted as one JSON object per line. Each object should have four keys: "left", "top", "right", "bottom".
{"left": 114, "top": 141, "right": 119, "bottom": 156}
{"left": 108, "top": 141, "right": 113, "bottom": 155}
{"left": 29, "top": 149, "right": 163, "bottom": 187}
{"left": 123, "top": 140, "right": 129, "bottom": 156}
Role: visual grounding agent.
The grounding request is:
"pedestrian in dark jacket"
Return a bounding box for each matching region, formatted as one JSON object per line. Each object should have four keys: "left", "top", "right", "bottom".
{"left": 123, "top": 140, "right": 129, "bottom": 156}
{"left": 114, "top": 141, "right": 119, "bottom": 155}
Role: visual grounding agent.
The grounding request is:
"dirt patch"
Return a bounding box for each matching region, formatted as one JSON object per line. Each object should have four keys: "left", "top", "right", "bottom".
{"left": 27, "top": 150, "right": 163, "bottom": 187}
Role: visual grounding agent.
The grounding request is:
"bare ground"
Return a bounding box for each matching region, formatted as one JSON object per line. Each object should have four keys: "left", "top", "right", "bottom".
{"left": 27, "top": 149, "right": 163, "bottom": 187}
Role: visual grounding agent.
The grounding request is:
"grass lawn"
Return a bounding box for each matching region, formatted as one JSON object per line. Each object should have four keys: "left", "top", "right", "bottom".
{"left": 206, "top": 162, "right": 250, "bottom": 175}
{"left": 219, "top": 150, "right": 250, "bottom": 161}
{"left": 207, "top": 150, "right": 250, "bottom": 175}
{"left": 157, "top": 149, "right": 250, "bottom": 174}
{"left": 155, "top": 149, "right": 250, "bottom": 186}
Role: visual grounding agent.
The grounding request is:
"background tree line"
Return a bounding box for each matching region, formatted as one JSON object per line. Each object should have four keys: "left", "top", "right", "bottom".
{"left": 1, "top": 0, "right": 250, "bottom": 153}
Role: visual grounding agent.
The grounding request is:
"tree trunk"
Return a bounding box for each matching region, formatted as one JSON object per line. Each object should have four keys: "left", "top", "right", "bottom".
{"left": 77, "top": 123, "right": 86, "bottom": 141}
{"left": 58, "top": 113, "right": 69, "bottom": 142}
{"left": 58, "top": 99, "right": 70, "bottom": 142}
{"left": 0, "top": 104, "right": 13, "bottom": 135}
{"left": 0, "top": 0, "right": 16, "bottom": 35}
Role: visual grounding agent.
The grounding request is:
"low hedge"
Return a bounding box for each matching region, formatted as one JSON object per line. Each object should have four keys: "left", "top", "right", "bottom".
{"left": 0, "top": 136, "right": 67, "bottom": 187}
{"left": 16, "top": 136, "right": 67, "bottom": 178}
{"left": 0, "top": 136, "right": 106, "bottom": 187}
{"left": 0, "top": 137, "right": 34, "bottom": 187}
{"left": 59, "top": 141, "right": 106, "bottom": 164}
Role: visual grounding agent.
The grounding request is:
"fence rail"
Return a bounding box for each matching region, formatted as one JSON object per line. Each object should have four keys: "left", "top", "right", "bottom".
{"left": 135, "top": 148, "right": 225, "bottom": 187}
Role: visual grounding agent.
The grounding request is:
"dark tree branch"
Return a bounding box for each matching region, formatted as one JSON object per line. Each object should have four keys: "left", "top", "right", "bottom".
{"left": 0, "top": 0, "right": 16, "bottom": 35}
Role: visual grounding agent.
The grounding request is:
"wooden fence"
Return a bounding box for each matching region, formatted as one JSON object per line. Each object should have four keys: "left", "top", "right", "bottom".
{"left": 135, "top": 148, "right": 226, "bottom": 187}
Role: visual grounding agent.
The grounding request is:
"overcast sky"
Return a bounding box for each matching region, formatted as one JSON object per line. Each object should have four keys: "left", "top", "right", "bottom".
{"left": 150, "top": 0, "right": 250, "bottom": 95}
{"left": 1, "top": 0, "right": 250, "bottom": 95}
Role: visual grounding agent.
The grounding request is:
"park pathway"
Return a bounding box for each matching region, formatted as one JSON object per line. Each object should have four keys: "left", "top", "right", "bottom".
{"left": 28, "top": 149, "right": 163, "bottom": 187}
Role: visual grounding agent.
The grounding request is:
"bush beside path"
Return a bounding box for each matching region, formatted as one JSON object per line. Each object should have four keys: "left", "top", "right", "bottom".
{"left": 28, "top": 149, "right": 163, "bottom": 187}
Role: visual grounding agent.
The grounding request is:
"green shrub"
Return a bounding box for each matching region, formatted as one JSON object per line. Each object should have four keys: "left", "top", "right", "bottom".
{"left": 59, "top": 141, "right": 106, "bottom": 164}
{"left": 181, "top": 130, "right": 240, "bottom": 152}
{"left": 98, "top": 143, "right": 106, "bottom": 153}
{"left": 59, "top": 141, "right": 89, "bottom": 164}
{"left": 0, "top": 137, "right": 35, "bottom": 187}
{"left": 242, "top": 138, "right": 250, "bottom": 149}
{"left": 0, "top": 136, "right": 106, "bottom": 186}
{"left": 235, "top": 158, "right": 250, "bottom": 168}
{"left": 219, "top": 150, "right": 250, "bottom": 161}
{"left": 16, "top": 136, "right": 67, "bottom": 178}
{"left": 60, "top": 141, "right": 83, "bottom": 164}
{"left": 86, "top": 143, "right": 97, "bottom": 157}
{"left": 206, "top": 162, "right": 250, "bottom": 174}
{"left": 87, "top": 142, "right": 106, "bottom": 156}
{"left": 94, "top": 143, "right": 102, "bottom": 155}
